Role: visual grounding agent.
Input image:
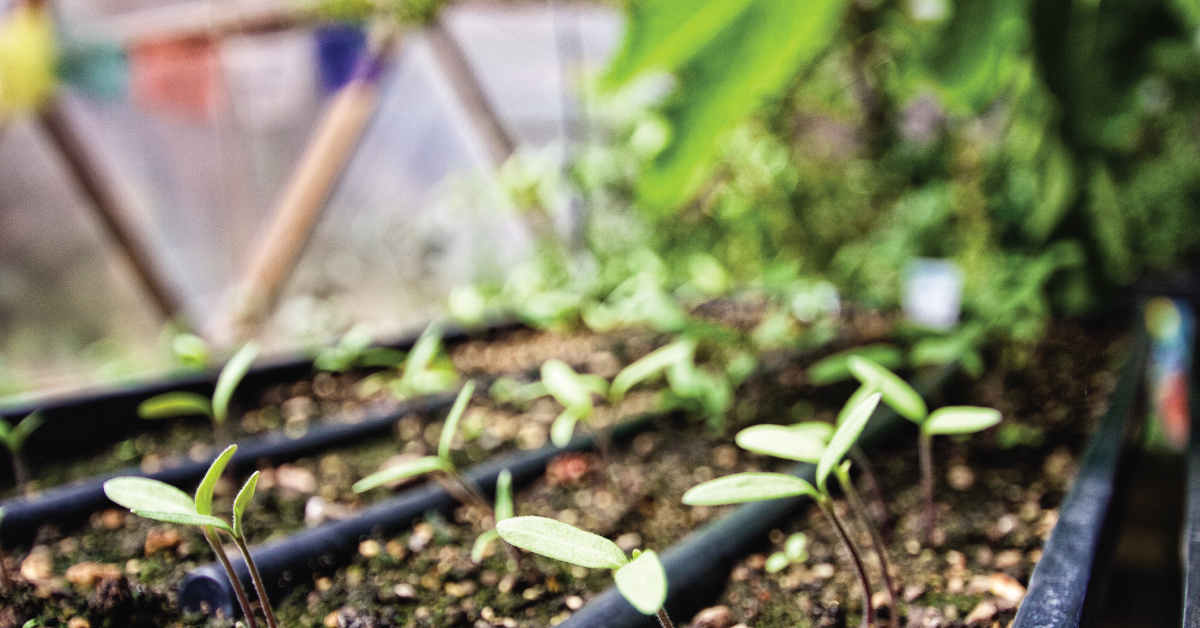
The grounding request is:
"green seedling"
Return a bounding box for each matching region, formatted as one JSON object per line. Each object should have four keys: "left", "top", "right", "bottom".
{"left": 684, "top": 392, "right": 883, "bottom": 628}
{"left": 609, "top": 337, "right": 732, "bottom": 431}
{"left": 103, "top": 445, "right": 278, "bottom": 628}
{"left": 138, "top": 343, "right": 259, "bottom": 444}
{"left": 0, "top": 411, "right": 43, "bottom": 490}
{"left": 353, "top": 382, "right": 485, "bottom": 506}
{"left": 738, "top": 416, "right": 898, "bottom": 626}
{"left": 765, "top": 532, "right": 809, "bottom": 574}
{"left": 847, "top": 356, "right": 1001, "bottom": 544}
{"left": 389, "top": 323, "right": 459, "bottom": 400}
{"left": 313, "top": 323, "right": 406, "bottom": 374}
{"left": 488, "top": 376, "right": 549, "bottom": 406}
{"left": 471, "top": 469, "right": 513, "bottom": 563}
{"left": 540, "top": 360, "right": 610, "bottom": 449}
{"left": 496, "top": 516, "right": 674, "bottom": 627}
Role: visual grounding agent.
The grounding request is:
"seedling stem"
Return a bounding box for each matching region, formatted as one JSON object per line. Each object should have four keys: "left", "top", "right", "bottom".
{"left": 234, "top": 536, "right": 279, "bottom": 628}
{"left": 836, "top": 463, "right": 897, "bottom": 628}
{"left": 656, "top": 608, "right": 677, "bottom": 628}
{"left": 820, "top": 500, "right": 875, "bottom": 628}
{"left": 919, "top": 432, "right": 935, "bottom": 544}
{"left": 203, "top": 525, "right": 258, "bottom": 628}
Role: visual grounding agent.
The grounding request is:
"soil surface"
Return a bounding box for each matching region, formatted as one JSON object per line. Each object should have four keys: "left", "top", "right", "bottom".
{"left": 0, "top": 318, "right": 1125, "bottom": 628}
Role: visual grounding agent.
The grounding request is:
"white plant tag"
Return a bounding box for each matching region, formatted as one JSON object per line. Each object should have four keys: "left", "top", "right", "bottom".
{"left": 220, "top": 31, "right": 316, "bottom": 129}
{"left": 904, "top": 258, "right": 963, "bottom": 331}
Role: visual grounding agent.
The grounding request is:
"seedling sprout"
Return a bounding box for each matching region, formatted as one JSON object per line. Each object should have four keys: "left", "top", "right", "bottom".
{"left": 0, "top": 410, "right": 43, "bottom": 490}
{"left": 496, "top": 516, "right": 674, "bottom": 628}
{"left": 313, "top": 323, "right": 405, "bottom": 373}
{"left": 103, "top": 445, "right": 278, "bottom": 628}
{"left": 138, "top": 342, "right": 260, "bottom": 444}
{"left": 683, "top": 392, "right": 883, "bottom": 628}
{"left": 764, "top": 532, "right": 809, "bottom": 574}
{"left": 847, "top": 356, "right": 1000, "bottom": 543}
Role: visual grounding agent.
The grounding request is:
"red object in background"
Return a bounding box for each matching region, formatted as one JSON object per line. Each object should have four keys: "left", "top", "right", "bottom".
{"left": 129, "top": 36, "right": 223, "bottom": 121}
{"left": 1160, "top": 371, "right": 1190, "bottom": 449}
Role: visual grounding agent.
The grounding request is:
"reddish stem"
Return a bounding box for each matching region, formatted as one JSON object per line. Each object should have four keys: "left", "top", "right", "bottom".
{"left": 821, "top": 501, "right": 876, "bottom": 628}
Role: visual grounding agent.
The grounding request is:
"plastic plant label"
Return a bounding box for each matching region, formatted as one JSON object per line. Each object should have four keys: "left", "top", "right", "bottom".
{"left": 903, "top": 258, "right": 963, "bottom": 331}
{"left": 220, "top": 31, "right": 316, "bottom": 129}
{"left": 129, "top": 35, "right": 225, "bottom": 121}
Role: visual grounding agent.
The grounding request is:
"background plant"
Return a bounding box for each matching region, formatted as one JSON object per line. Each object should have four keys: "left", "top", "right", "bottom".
{"left": 137, "top": 342, "right": 259, "bottom": 444}
{"left": 0, "top": 410, "right": 42, "bottom": 491}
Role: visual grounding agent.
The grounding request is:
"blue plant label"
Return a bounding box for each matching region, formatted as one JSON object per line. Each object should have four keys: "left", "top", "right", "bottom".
{"left": 903, "top": 258, "right": 963, "bottom": 331}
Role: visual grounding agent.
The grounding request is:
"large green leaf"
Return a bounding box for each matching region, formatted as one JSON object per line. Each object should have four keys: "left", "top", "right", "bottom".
{"left": 807, "top": 344, "right": 903, "bottom": 386}
{"left": 628, "top": 0, "right": 851, "bottom": 213}
{"left": 605, "top": 0, "right": 758, "bottom": 86}
{"left": 439, "top": 381, "right": 476, "bottom": 461}
{"left": 846, "top": 356, "right": 927, "bottom": 422}
{"left": 922, "top": 406, "right": 1002, "bottom": 436}
{"left": 213, "top": 343, "right": 259, "bottom": 423}
{"left": 816, "top": 392, "right": 880, "bottom": 493}
{"left": 920, "top": 0, "right": 1027, "bottom": 113}
{"left": 614, "top": 549, "right": 668, "bottom": 615}
{"left": 735, "top": 425, "right": 826, "bottom": 463}
{"left": 610, "top": 338, "right": 696, "bottom": 400}
{"left": 232, "top": 471, "right": 260, "bottom": 538}
{"left": 682, "top": 472, "right": 819, "bottom": 505}
{"left": 195, "top": 445, "right": 237, "bottom": 516}
{"left": 496, "top": 516, "right": 629, "bottom": 569}
{"left": 138, "top": 392, "right": 213, "bottom": 420}
{"left": 352, "top": 456, "right": 453, "bottom": 493}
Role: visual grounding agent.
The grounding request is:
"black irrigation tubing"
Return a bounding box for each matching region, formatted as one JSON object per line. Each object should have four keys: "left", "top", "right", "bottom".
{"left": 1011, "top": 329, "right": 1147, "bottom": 628}
{"left": 561, "top": 363, "right": 958, "bottom": 628}
{"left": 1182, "top": 338, "right": 1200, "bottom": 626}
{"left": 178, "top": 413, "right": 661, "bottom": 616}
{"left": 0, "top": 391, "right": 461, "bottom": 548}
{"left": 0, "top": 319, "right": 523, "bottom": 478}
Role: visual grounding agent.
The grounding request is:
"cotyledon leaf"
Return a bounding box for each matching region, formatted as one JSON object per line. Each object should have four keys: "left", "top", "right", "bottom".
{"left": 495, "top": 469, "right": 513, "bottom": 521}
{"left": 138, "top": 392, "right": 213, "bottom": 420}
{"left": 439, "top": 381, "right": 477, "bottom": 461}
{"left": 104, "top": 477, "right": 197, "bottom": 515}
{"left": 213, "top": 343, "right": 259, "bottom": 423}
{"left": 682, "top": 472, "right": 820, "bottom": 505}
{"left": 789, "top": 421, "right": 834, "bottom": 442}
{"left": 496, "top": 516, "right": 629, "bottom": 569}
{"left": 807, "top": 344, "right": 903, "bottom": 386}
{"left": 133, "top": 510, "right": 231, "bottom": 531}
{"left": 614, "top": 549, "right": 668, "bottom": 615}
{"left": 195, "top": 445, "right": 237, "bottom": 516}
{"left": 551, "top": 405, "right": 586, "bottom": 448}
{"left": 353, "top": 456, "right": 453, "bottom": 493}
{"left": 233, "top": 471, "right": 260, "bottom": 538}
{"left": 816, "top": 392, "right": 881, "bottom": 493}
{"left": 610, "top": 338, "right": 696, "bottom": 400}
{"left": 922, "top": 406, "right": 1002, "bottom": 436}
{"left": 846, "top": 356, "right": 927, "bottom": 422}
{"left": 541, "top": 360, "right": 593, "bottom": 410}
{"left": 735, "top": 425, "right": 826, "bottom": 463}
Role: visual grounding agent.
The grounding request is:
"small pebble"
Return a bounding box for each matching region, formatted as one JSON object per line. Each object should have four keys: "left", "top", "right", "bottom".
{"left": 566, "top": 596, "right": 584, "bottom": 610}
{"left": 811, "top": 564, "right": 835, "bottom": 579}
{"left": 394, "top": 583, "right": 416, "bottom": 599}
{"left": 67, "top": 618, "right": 90, "bottom": 628}
{"left": 689, "top": 605, "right": 734, "bottom": 628}
{"left": 99, "top": 509, "right": 126, "bottom": 531}
{"left": 358, "top": 539, "right": 381, "bottom": 558}
{"left": 964, "top": 600, "right": 997, "bottom": 624}
{"left": 993, "top": 549, "right": 1023, "bottom": 569}
{"left": 144, "top": 528, "right": 182, "bottom": 556}
{"left": 386, "top": 539, "right": 408, "bottom": 560}
{"left": 989, "top": 572, "right": 1027, "bottom": 605}
{"left": 903, "top": 584, "right": 925, "bottom": 602}
{"left": 947, "top": 465, "right": 975, "bottom": 490}
{"left": 276, "top": 464, "right": 318, "bottom": 494}
{"left": 66, "top": 562, "right": 121, "bottom": 588}
{"left": 21, "top": 547, "right": 53, "bottom": 582}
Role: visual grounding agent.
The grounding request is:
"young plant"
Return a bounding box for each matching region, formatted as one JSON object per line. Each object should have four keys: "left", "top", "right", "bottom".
{"left": 539, "top": 360, "right": 610, "bottom": 449}
{"left": 471, "top": 469, "right": 513, "bottom": 563}
{"left": 388, "top": 322, "right": 459, "bottom": 400}
{"left": 609, "top": 337, "right": 732, "bottom": 431}
{"left": 138, "top": 342, "right": 260, "bottom": 444}
{"left": 765, "top": 532, "right": 809, "bottom": 574}
{"left": 352, "top": 381, "right": 486, "bottom": 510}
{"left": 0, "top": 410, "right": 43, "bottom": 490}
{"left": 846, "top": 356, "right": 1001, "bottom": 543}
{"left": 103, "top": 445, "right": 278, "bottom": 628}
{"left": 496, "top": 516, "right": 674, "bottom": 628}
{"left": 313, "top": 323, "right": 406, "bottom": 373}
{"left": 683, "top": 392, "right": 883, "bottom": 628}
